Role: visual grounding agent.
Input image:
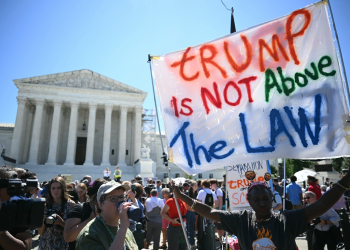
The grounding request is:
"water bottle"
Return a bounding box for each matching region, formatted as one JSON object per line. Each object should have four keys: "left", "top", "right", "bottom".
{"left": 117, "top": 201, "right": 143, "bottom": 221}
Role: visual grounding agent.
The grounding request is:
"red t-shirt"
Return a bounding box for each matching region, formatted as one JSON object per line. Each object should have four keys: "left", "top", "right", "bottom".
{"left": 308, "top": 183, "right": 321, "bottom": 200}
{"left": 165, "top": 198, "right": 187, "bottom": 226}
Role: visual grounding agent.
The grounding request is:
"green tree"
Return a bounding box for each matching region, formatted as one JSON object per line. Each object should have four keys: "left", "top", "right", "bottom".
{"left": 332, "top": 157, "right": 344, "bottom": 173}
{"left": 279, "top": 159, "right": 315, "bottom": 178}
{"left": 184, "top": 173, "right": 193, "bottom": 180}
{"left": 269, "top": 165, "right": 278, "bottom": 176}
{"left": 341, "top": 157, "right": 350, "bottom": 170}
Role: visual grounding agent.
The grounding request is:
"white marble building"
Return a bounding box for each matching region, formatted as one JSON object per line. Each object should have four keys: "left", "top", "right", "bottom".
{"left": 0, "top": 69, "right": 225, "bottom": 182}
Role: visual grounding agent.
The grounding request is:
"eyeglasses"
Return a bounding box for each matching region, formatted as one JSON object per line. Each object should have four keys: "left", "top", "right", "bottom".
{"left": 304, "top": 197, "right": 311, "bottom": 200}
{"left": 104, "top": 195, "right": 126, "bottom": 203}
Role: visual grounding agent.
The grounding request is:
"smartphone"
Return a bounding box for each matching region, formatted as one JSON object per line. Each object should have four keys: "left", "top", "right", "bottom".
{"left": 131, "top": 184, "right": 136, "bottom": 193}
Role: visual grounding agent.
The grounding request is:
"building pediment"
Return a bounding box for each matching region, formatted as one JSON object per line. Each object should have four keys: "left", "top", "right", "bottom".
{"left": 14, "top": 69, "right": 146, "bottom": 95}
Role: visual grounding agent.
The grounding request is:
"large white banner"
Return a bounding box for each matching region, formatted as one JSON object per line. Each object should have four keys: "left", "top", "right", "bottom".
{"left": 226, "top": 161, "right": 270, "bottom": 210}
{"left": 152, "top": 2, "right": 350, "bottom": 174}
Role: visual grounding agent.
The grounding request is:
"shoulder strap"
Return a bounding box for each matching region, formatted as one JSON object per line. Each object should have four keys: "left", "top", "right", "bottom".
{"left": 273, "top": 193, "right": 277, "bottom": 203}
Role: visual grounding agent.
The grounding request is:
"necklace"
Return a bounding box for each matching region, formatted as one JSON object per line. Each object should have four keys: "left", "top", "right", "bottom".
{"left": 253, "top": 212, "right": 274, "bottom": 223}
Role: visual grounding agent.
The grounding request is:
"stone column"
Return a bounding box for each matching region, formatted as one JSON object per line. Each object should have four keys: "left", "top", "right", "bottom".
{"left": 64, "top": 101, "right": 79, "bottom": 166}
{"left": 10, "top": 97, "right": 27, "bottom": 161}
{"left": 101, "top": 104, "right": 113, "bottom": 166}
{"left": 45, "top": 100, "right": 63, "bottom": 165}
{"left": 134, "top": 106, "right": 142, "bottom": 163}
{"left": 27, "top": 99, "right": 45, "bottom": 164}
{"left": 84, "top": 103, "right": 98, "bottom": 166}
{"left": 117, "top": 105, "right": 128, "bottom": 167}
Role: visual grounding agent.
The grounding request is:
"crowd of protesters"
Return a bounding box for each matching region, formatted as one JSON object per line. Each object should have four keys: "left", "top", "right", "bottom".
{"left": 0, "top": 164, "right": 350, "bottom": 250}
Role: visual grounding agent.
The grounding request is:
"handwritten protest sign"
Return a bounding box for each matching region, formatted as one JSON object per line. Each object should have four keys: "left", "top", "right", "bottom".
{"left": 226, "top": 161, "right": 269, "bottom": 210}
{"left": 152, "top": 2, "right": 350, "bottom": 174}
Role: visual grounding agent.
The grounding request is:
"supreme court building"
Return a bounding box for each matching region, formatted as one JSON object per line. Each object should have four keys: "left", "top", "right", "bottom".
{"left": 0, "top": 69, "right": 225, "bottom": 181}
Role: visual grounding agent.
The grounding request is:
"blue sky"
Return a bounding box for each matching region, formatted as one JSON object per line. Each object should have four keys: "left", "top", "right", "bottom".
{"left": 1, "top": 0, "right": 349, "bottom": 130}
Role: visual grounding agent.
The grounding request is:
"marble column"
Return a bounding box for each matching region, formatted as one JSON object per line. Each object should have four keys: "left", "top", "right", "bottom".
{"left": 27, "top": 99, "right": 45, "bottom": 164}
{"left": 10, "top": 97, "right": 27, "bottom": 161}
{"left": 45, "top": 100, "right": 63, "bottom": 165}
{"left": 101, "top": 104, "right": 113, "bottom": 166}
{"left": 84, "top": 103, "right": 98, "bottom": 166}
{"left": 64, "top": 101, "right": 79, "bottom": 166}
{"left": 133, "top": 106, "right": 142, "bottom": 163}
{"left": 117, "top": 105, "right": 128, "bottom": 167}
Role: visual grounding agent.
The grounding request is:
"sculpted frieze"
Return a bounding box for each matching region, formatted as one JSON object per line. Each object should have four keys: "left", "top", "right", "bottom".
{"left": 26, "top": 75, "right": 140, "bottom": 94}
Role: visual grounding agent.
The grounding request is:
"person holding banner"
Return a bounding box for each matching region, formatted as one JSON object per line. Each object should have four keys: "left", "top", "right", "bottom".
{"left": 171, "top": 167, "right": 350, "bottom": 250}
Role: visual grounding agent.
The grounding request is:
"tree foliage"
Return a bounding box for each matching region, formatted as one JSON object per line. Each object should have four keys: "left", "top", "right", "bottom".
{"left": 277, "top": 159, "right": 315, "bottom": 178}
{"left": 269, "top": 165, "right": 278, "bottom": 176}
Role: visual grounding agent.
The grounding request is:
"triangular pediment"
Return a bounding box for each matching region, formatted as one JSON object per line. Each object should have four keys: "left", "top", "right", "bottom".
{"left": 14, "top": 69, "right": 146, "bottom": 95}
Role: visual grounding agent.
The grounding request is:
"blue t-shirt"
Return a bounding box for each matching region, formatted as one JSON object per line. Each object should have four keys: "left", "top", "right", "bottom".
{"left": 286, "top": 182, "right": 302, "bottom": 205}
{"left": 157, "top": 186, "right": 162, "bottom": 198}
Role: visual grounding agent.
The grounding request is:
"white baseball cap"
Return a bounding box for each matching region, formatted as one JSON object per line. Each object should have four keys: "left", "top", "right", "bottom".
{"left": 97, "top": 181, "right": 130, "bottom": 201}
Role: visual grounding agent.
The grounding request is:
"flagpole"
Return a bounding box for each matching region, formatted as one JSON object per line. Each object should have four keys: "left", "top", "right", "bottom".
{"left": 147, "top": 55, "right": 191, "bottom": 250}
{"left": 225, "top": 167, "right": 229, "bottom": 250}
{"left": 326, "top": 0, "right": 350, "bottom": 113}
{"left": 283, "top": 158, "right": 286, "bottom": 211}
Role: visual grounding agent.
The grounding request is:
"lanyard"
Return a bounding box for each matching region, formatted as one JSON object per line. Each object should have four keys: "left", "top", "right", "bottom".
{"left": 97, "top": 215, "right": 127, "bottom": 250}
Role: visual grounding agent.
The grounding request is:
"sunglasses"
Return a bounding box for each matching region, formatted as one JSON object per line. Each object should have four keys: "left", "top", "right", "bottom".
{"left": 304, "top": 196, "right": 312, "bottom": 200}
{"left": 105, "top": 195, "right": 126, "bottom": 203}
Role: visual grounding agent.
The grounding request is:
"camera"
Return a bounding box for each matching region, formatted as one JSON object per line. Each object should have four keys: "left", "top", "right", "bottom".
{"left": 0, "top": 177, "right": 46, "bottom": 231}
{"left": 144, "top": 184, "right": 155, "bottom": 195}
{"left": 44, "top": 209, "right": 61, "bottom": 227}
{"left": 312, "top": 217, "right": 321, "bottom": 225}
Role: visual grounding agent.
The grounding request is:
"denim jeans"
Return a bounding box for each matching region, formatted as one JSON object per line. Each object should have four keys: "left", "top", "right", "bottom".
{"left": 186, "top": 211, "right": 195, "bottom": 245}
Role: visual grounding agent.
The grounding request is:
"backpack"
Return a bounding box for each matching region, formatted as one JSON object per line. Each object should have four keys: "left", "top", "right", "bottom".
{"left": 273, "top": 193, "right": 293, "bottom": 210}
{"left": 204, "top": 192, "right": 214, "bottom": 207}
{"left": 284, "top": 199, "right": 293, "bottom": 210}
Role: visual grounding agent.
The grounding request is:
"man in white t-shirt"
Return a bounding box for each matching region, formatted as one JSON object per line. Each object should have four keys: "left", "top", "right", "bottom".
{"left": 272, "top": 184, "right": 282, "bottom": 214}
{"left": 196, "top": 179, "right": 218, "bottom": 249}
{"left": 210, "top": 179, "right": 224, "bottom": 243}
{"left": 145, "top": 189, "right": 164, "bottom": 250}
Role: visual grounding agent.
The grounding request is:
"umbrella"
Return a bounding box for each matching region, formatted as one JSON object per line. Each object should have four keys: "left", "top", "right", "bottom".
{"left": 172, "top": 177, "right": 187, "bottom": 185}
{"left": 294, "top": 169, "right": 318, "bottom": 182}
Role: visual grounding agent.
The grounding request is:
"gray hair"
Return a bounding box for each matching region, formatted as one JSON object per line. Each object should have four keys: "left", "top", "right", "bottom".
{"left": 151, "top": 189, "right": 158, "bottom": 196}
{"left": 304, "top": 191, "right": 316, "bottom": 197}
{"left": 0, "top": 166, "right": 17, "bottom": 179}
{"left": 161, "top": 188, "right": 170, "bottom": 195}
{"left": 320, "top": 185, "right": 327, "bottom": 191}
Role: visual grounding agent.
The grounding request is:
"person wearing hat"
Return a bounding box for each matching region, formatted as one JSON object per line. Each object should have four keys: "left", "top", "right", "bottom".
{"left": 75, "top": 181, "right": 138, "bottom": 250}
{"left": 307, "top": 176, "right": 321, "bottom": 200}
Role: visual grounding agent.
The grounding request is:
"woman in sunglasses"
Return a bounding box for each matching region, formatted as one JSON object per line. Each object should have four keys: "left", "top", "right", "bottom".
{"left": 304, "top": 191, "right": 341, "bottom": 250}
{"left": 171, "top": 166, "right": 350, "bottom": 250}
{"left": 75, "top": 181, "right": 138, "bottom": 250}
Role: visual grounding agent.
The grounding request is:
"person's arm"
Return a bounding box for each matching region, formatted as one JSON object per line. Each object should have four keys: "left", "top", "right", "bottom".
{"left": 304, "top": 172, "right": 350, "bottom": 223}
{"left": 160, "top": 204, "right": 181, "bottom": 224}
{"left": 213, "top": 193, "right": 219, "bottom": 208}
{"left": 299, "top": 193, "right": 303, "bottom": 205}
{"left": 0, "top": 231, "right": 32, "bottom": 250}
{"left": 273, "top": 194, "right": 282, "bottom": 210}
{"left": 319, "top": 209, "right": 340, "bottom": 226}
{"left": 108, "top": 202, "right": 132, "bottom": 250}
{"left": 273, "top": 203, "right": 282, "bottom": 210}
{"left": 64, "top": 211, "right": 96, "bottom": 242}
{"left": 217, "top": 195, "right": 223, "bottom": 210}
{"left": 173, "top": 183, "right": 221, "bottom": 222}
{"left": 285, "top": 193, "right": 289, "bottom": 200}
